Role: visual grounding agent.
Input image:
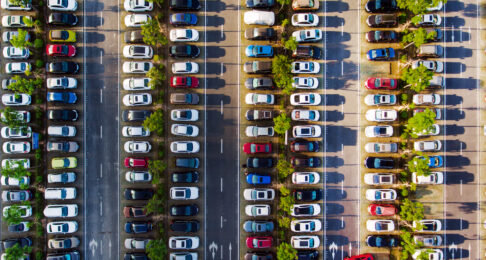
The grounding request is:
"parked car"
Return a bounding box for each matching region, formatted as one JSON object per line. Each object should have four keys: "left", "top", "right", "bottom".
{"left": 290, "top": 93, "right": 321, "bottom": 105}
{"left": 414, "top": 140, "right": 441, "bottom": 152}
{"left": 123, "top": 61, "right": 153, "bottom": 73}
{"left": 243, "top": 220, "right": 274, "bottom": 233}
{"left": 291, "top": 13, "right": 318, "bottom": 26}
{"left": 123, "top": 206, "right": 148, "bottom": 218}
{"left": 416, "top": 155, "right": 443, "bottom": 168}
{"left": 47, "top": 221, "right": 78, "bottom": 234}
{"left": 125, "top": 171, "right": 152, "bottom": 183}
{"left": 175, "top": 157, "right": 200, "bottom": 169}
{"left": 3, "top": 46, "right": 29, "bottom": 59}
{"left": 169, "top": 236, "right": 199, "bottom": 249}
{"left": 172, "top": 62, "right": 199, "bottom": 74}
{"left": 1, "top": 175, "right": 29, "bottom": 186}
{"left": 47, "top": 13, "right": 78, "bottom": 26}
{"left": 415, "top": 14, "right": 441, "bottom": 27}
{"left": 170, "top": 220, "right": 199, "bottom": 233}
{"left": 428, "top": 75, "right": 444, "bottom": 88}
{"left": 47, "top": 141, "right": 79, "bottom": 153}
{"left": 169, "top": 44, "right": 200, "bottom": 58}
{"left": 412, "top": 249, "right": 443, "bottom": 260}
{"left": 291, "top": 236, "right": 320, "bottom": 249}
{"left": 244, "top": 188, "right": 275, "bottom": 201}
{"left": 124, "top": 0, "right": 152, "bottom": 11}
{"left": 125, "top": 14, "right": 151, "bottom": 27}
{"left": 169, "top": 0, "right": 201, "bottom": 10}
{"left": 416, "top": 44, "right": 443, "bottom": 57}
{"left": 366, "top": 30, "right": 397, "bottom": 43}
{"left": 364, "top": 173, "right": 395, "bottom": 185}
{"left": 2, "top": 238, "right": 32, "bottom": 250}
{"left": 366, "top": 14, "right": 397, "bottom": 27}
{"left": 172, "top": 171, "right": 199, "bottom": 183}
{"left": 3, "top": 141, "right": 30, "bottom": 154}
{"left": 292, "top": 172, "right": 320, "bottom": 184}
{"left": 124, "top": 157, "right": 149, "bottom": 168}
{"left": 245, "top": 204, "right": 270, "bottom": 216}
{"left": 169, "top": 29, "right": 199, "bottom": 42}
{"left": 366, "top": 235, "right": 398, "bottom": 247}
{"left": 292, "top": 29, "right": 322, "bottom": 43}
{"left": 2, "top": 126, "right": 32, "bottom": 139}
{"left": 3, "top": 205, "right": 32, "bottom": 218}
{"left": 170, "top": 13, "right": 197, "bottom": 26}
{"left": 364, "top": 142, "right": 398, "bottom": 153}
{"left": 293, "top": 189, "right": 322, "bottom": 202}
{"left": 170, "top": 93, "right": 199, "bottom": 105}
{"left": 123, "top": 45, "right": 153, "bottom": 59}
{"left": 364, "top": 94, "right": 396, "bottom": 106}
{"left": 125, "top": 238, "right": 151, "bottom": 250}
{"left": 291, "top": 157, "right": 321, "bottom": 168}
{"left": 47, "top": 0, "right": 77, "bottom": 11}
{"left": 365, "top": 0, "right": 398, "bottom": 13}
{"left": 245, "top": 109, "right": 273, "bottom": 121}
{"left": 291, "top": 204, "right": 320, "bottom": 217}
{"left": 411, "top": 60, "right": 443, "bottom": 73}
{"left": 170, "top": 141, "right": 200, "bottom": 153}
{"left": 170, "top": 187, "right": 199, "bottom": 200}
{"left": 245, "top": 45, "right": 273, "bottom": 58}
{"left": 124, "top": 141, "right": 151, "bottom": 153}
{"left": 246, "top": 157, "right": 273, "bottom": 168}
{"left": 292, "top": 125, "right": 321, "bottom": 138}
{"left": 416, "top": 124, "right": 440, "bottom": 136}
{"left": 47, "top": 172, "right": 76, "bottom": 184}
{"left": 244, "top": 11, "right": 274, "bottom": 25}
{"left": 368, "top": 204, "right": 397, "bottom": 216}
{"left": 246, "top": 236, "right": 272, "bottom": 249}
{"left": 366, "top": 219, "right": 395, "bottom": 232}
{"left": 292, "top": 0, "right": 319, "bottom": 11}
{"left": 365, "top": 77, "right": 398, "bottom": 90}
{"left": 123, "top": 93, "right": 152, "bottom": 106}
{"left": 246, "top": 0, "right": 274, "bottom": 8}
{"left": 47, "top": 92, "right": 77, "bottom": 104}
{"left": 291, "top": 61, "right": 320, "bottom": 73}
{"left": 170, "top": 204, "right": 198, "bottom": 216}
{"left": 365, "top": 109, "right": 397, "bottom": 122}
{"left": 412, "top": 172, "right": 443, "bottom": 184}
{"left": 245, "top": 126, "right": 274, "bottom": 137}
{"left": 8, "top": 222, "right": 29, "bottom": 233}
{"left": 364, "top": 157, "right": 394, "bottom": 169}
{"left": 292, "top": 45, "right": 321, "bottom": 59}
{"left": 123, "top": 77, "right": 151, "bottom": 91}
{"left": 171, "top": 109, "right": 199, "bottom": 121}
{"left": 291, "top": 109, "right": 320, "bottom": 121}
{"left": 2, "top": 30, "right": 32, "bottom": 43}
{"left": 246, "top": 173, "right": 271, "bottom": 185}
{"left": 290, "top": 140, "right": 319, "bottom": 153}
{"left": 43, "top": 204, "right": 78, "bottom": 218}
{"left": 122, "top": 110, "right": 152, "bottom": 122}
{"left": 2, "top": 93, "right": 31, "bottom": 106}
{"left": 367, "top": 47, "right": 395, "bottom": 61}
{"left": 245, "top": 93, "right": 274, "bottom": 105}
{"left": 413, "top": 235, "right": 442, "bottom": 247}
{"left": 171, "top": 124, "right": 199, "bottom": 137}
{"left": 124, "top": 189, "right": 153, "bottom": 200}
{"left": 51, "top": 157, "right": 77, "bottom": 169}
{"left": 2, "top": 15, "right": 31, "bottom": 27}
{"left": 243, "top": 142, "right": 271, "bottom": 154}
{"left": 413, "top": 94, "right": 440, "bottom": 105}
{"left": 365, "top": 189, "right": 397, "bottom": 201}
{"left": 44, "top": 187, "right": 76, "bottom": 200}
{"left": 290, "top": 219, "right": 322, "bottom": 233}
{"left": 5, "top": 62, "right": 31, "bottom": 74}
{"left": 170, "top": 76, "right": 199, "bottom": 88}
{"left": 1, "top": 0, "right": 32, "bottom": 10}
{"left": 47, "top": 77, "right": 77, "bottom": 89}
{"left": 244, "top": 61, "right": 272, "bottom": 74}
{"left": 122, "top": 126, "right": 150, "bottom": 137}
{"left": 244, "top": 27, "right": 276, "bottom": 40}
{"left": 125, "top": 221, "right": 153, "bottom": 234}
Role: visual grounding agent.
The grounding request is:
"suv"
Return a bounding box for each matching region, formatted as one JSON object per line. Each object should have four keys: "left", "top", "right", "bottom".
{"left": 48, "top": 126, "right": 76, "bottom": 137}
{"left": 244, "top": 61, "right": 272, "bottom": 74}
{"left": 122, "top": 110, "right": 152, "bottom": 122}
{"left": 416, "top": 45, "right": 443, "bottom": 58}
{"left": 170, "top": 220, "right": 200, "bottom": 233}
{"left": 44, "top": 187, "right": 76, "bottom": 200}
{"left": 48, "top": 110, "right": 78, "bottom": 121}
{"left": 169, "top": 45, "right": 200, "bottom": 58}
{"left": 169, "top": 0, "right": 201, "bottom": 10}
{"left": 244, "top": 27, "right": 276, "bottom": 40}
{"left": 170, "top": 93, "right": 199, "bottom": 105}
{"left": 292, "top": 45, "right": 321, "bottom": 59}
{"left": 124, "top": 30, "right": 143, "bottom": 43}
{"left": 47, "top": 141, "right": 79, "bottom": 153}
{"left": 175, "top": 157, "right": 200, "bottom": 169}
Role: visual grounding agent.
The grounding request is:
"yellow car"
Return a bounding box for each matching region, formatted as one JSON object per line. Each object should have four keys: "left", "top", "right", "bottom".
{"left": 49, "top": 30, "right": 76, "bottom": 43}
{"left": 51, "top": 157, "right": 77, "bottom": 169}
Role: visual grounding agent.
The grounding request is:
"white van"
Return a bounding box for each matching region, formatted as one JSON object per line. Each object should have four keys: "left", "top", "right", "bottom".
{"left": 48, "top": 126, "right": 76, "bottom": 137}
{"left": 44, "top": 187, "right": 76, "bottom": 200}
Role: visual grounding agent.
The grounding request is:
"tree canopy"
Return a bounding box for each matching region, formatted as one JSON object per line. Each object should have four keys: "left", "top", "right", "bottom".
{"left": 10, "top": 29, "right": 32, "bottom": 48}
{"left": 7, "top": 76, "right": 42, "bottom": 95}
{"left": 407, "top": 156, "right": 431, "bottom": 177}
{"left": 276, "top": 154, "right": 294, "bottom": 181}
{"left": 146, "top": 65, "right": 165, "bottom": 89}
{"left": 397, "top": 0, "right": 446, "bottom": 15}
{"left": 143, "top": 110, "right": 164, "bottom": 136}
{"left": 0, "top": 107, "right": 27, "bottom": 129}
{"left": 273, "top": 113, "right": 291, "bottom": 135}
{"left": 276, "top": 242, "right": 298, "bottom": 260}
{"left": 400, "top": 198, "right": 425, "bottom": 223}
{"left": 146, "top": 239, "right": 167, "bottom": 260}
{"left": 405, "top": 108, "right": 436, "bottom": 138}
{"left": 4, "top": 244, "right": 31, "bottom": 260}
{"left": 401, "top": 65, "right": 434, "bottom": 93}
{"left": 272, "top": 55, "right": 294, "bottom": 95}
{"left": 401, "top": 28, "right": 437, "bottom": 48}
{"left": 141, "top": 18, "right": 167, "bottom": 46}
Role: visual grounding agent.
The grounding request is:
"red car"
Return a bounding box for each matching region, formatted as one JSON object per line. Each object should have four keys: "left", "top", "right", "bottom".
{"left": 344, "top": 254, "right": 374, "bottom": 260}
{"left": 367, "top": 204, "right": 397, "bottom": 216}
{"left": 243, "top": 142, "right": 271, "bottom": 154}
{"left": 46, "top": 44, "right": 76, "bottom": 57}
{"left": 124, "top": 157, "right": 149, "bottom": 168}
{"left": 170, "top": 76, "right": 199, "bottom": 88}
{"left": 246, "top": 236, "right": 272, "bottom": 249}
{"left": 365, "top": 77, "right": 397, "bottom": 90}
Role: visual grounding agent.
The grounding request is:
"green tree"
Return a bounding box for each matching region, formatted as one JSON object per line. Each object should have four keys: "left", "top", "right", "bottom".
{"left": 147, "top": 159, "right": 167, "bottom": 184}
{"left": 141, "top": 19, "right": 167, "bottom": 46}
{"left": 146, "top": 239, "right": 167, "bottom": 260}
{"left": 4, "top": 244, "right": 31, "bottom": 260}
{"left": 282, "top": 36, "right": 297, "bottom": 51}
{"left": 144, "top": 188, "right": 164, "bottom": 214}
{"left": 4, "top": 204, "right": 26, "bottom": 225}
{"left": 401, "top": 65, "right": 434, "bottom": 93}
{"left": 399, "top": 198, "right": 425, "bottom": 222}
{"left": 279, "top": 189, "right": 295, "bottom": 215}
{"left": 405, "top": 108, "right": 436, "bottom": 138}
{"left": 33, "top": 39, "right": 43, "bottom": 49}
{"left": 0, "top": 160, "right": 30, "bottom": 179}
{"left": 146, "top": 65, "right": 166, "bottom": 89}
{"left": 276, "top": 242, "right": 298, "bottom": 260}
{"left": 10, "top": 29, "right": 32, "bottom": 48}
{"left": 407, "top": 156, "right": 430, "bottom": 177}
{"left": 273, "top": 113, "right": 291, "bottom": 135}
{"left": 0, "top": 107, "right": 27, "bottom": 129}
{"left": 400, "top": 231, "right": 418, "bottom": 260}
{"left": 278, "top": 216, "right": 292, "bottom": 228}
{"left": 143, "top": 110, "right": 164, "bottom": 136}
{"left": 8, "top": 0, "right": 31, "bottom": 8}
{"left": 7, "top": 76, "right": 42, "bottom": 95}
{"left": 401, "top": 28, "right": 437, "bottom": 48}
{"left": 276, "top": 154, "right": 294, "bottom": 181}
{"left": 397, "top": 0, "right": 446, "bottom": 15}
{"left": 272, "top": 55, "right": 294, "bottom": 94}
{"left": 146, "top": 0, "right": 164, "bottom": 8}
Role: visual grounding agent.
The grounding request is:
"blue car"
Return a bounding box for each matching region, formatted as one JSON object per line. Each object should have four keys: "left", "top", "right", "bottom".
{"left": 246, "top": 173, "right": 271, "bottom": 185}
{"left": 418, "top": 156, "right": 443, "bottom": 168}
{"left": 245, "top": 45, "right": 274, "bottom": 58}
{"left": 47, "top": 92, "right": 77, "bottom": 104}
{"left": 367, "top": 47, "right": 395, "bottom": 61}
{"left": 169, "top": 13, "right": 198, "bottom": 26}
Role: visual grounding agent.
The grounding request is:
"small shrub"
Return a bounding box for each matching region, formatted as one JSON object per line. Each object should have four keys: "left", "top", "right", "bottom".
{"left": 400, "top": 111, "right": 408, "bottom": 119}
{"left": 398, "top": 13, "right": 407, "bottom": 24}
{"left": 35, "top": 96, "right": 43, "bottom": 104}
{"left": 158, "top": 142, "right": 164, "bottom": 159}
{"left": 400, "top": 54, "right": 408, "bottom": 63}
{"left": 153, "top": 54, "right": 160, "bottom": 62}
{"left": 33, "top": 39, "right": 43, "bottom": 49}
{"left": 38, "top": 0, "right": 44, "bottom": 6}
{"left": 35, "top": 59, "right": 44, "bottom": 69}
{"left": 35, "top": 175, "right": 43, "bottom": 184}
{"left": 35, "top": 252, "right": 43, "bottom": 260}
{"left": 400, "top": 187, "right": 409, "bottom": 197}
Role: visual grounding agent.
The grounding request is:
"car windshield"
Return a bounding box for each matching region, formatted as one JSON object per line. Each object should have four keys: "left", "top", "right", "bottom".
{"left": 185, "top": 30, "right": 192, "bottom": 38}
{"left": 375, "top": 0, "right": 381, "bottom": 9}
{"left": 308, "top": 0, "right": 314, "bottom": 7}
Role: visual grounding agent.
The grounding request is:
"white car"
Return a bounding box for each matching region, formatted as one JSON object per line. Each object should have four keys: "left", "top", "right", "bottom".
{"left": 416, "top": 124, "right": 440, "bottom": 136}
{"left": 364, "top": 94, "right": 396, "bottom": 106}
{"left": 169, "top": 29, "right": 199, "bottom": 42}
{"left": 47, "top": 77, "right": 77, "bottom": 89}
{"left": 416, "top": 14, "right": 442, "bottom": 26}
{"left": 412, "top": 249, "right": 443, "bottom": 260}
{"left": 291, "top": 13, "right": 319, "bottom": 27}
{"left": 292, "top": 125, "right": 321, "bottom": 138}
{"left": 3, "top": 205, "right": 31, "bottom": 218}
{"left": 364, "top": 173, "right": 395, "bottom": 185}
{"left": 365, "top": 189, "right": 397, "bottom": 201}
{"left": 366, "top": 220, "right": 395, "bottom": 232}
{"left": 412, "top": 172, "right": 443, "bottom": 184}
{"left": 365, "top": 109, "right": 397, "bottom": 122}
{"left": 170, "top": 187, "right": 199, "bottom": 200}
{"left": 124, "top": 0, "right": 153, "bottom": 11}
{"left": 125, "top": 171, "right": 152, "bottom": 183}
{"left": 290, "top": 219, "right": 322, "bottom": 233}
{"left": 48, "top": 126, "right": 77, "bottom": 137}
{"left": 1, "top": 175, "right": 29, "bottom": 186}
{"left": 292, "top": 29, "right": 322, "bottom": 43}
{"left": 243, "top": 188, "right": 275, "bottom": 201}
{"left": 2, "top": 30, "right": 31, "bottom": 43}
{"left": 292, "top": 77, "right": 319, "bottom": 89}
{"left": 172, "top": 62, "right": 199, "bottom": 74}
{"left": 413, "top": 94, "right": 440, "bottom": 105}
{"left": 1, "top": 0, "right": 32, "bottom": 10}
{"left": 245, "top": 126, "right": 274, "bottom": 137}
{"left": 3, "top": 141, "right": 30, "bottom": 154}
{"left": 3, "top": 47, "right": 29, "bottom": 59}
{"left": 124, "top": 141, "right": 151, "bottom": 153}
{"left": 2, "top": 94, "right": 31, "bottom": 106}
{"left": 47, "top": 221, "right": 78, "bottom": 234}
{"left": 291, "top": 204, "right": 320, "bottom": 217}
{"left": 47, "top": 172, "right": 76, "bottom": 184}
{"left": 43, "top": 204, "right": 78, "bottom": 218}
{"left": 2, "top": 158, "right": 30, "bottom": 169}
{"left": 124, "top": 238, "right": 151, "bottom": 250}
{"left": 414, "top": 140, "right": 441, "bottom": 151}
{"left": 44, "top": 187, "right": 76, "bottom": 200}
{"left": 291, "top": 236, "right": 320, "bottom": 249}
{"left": 243, "top": 10, "right": 274, "bottom": 25}
{"left": 413, "top": 219, "right": 442, "bottom": 232}
{"left": 291, "top": 61, "right": 320, "bottom": 74}
{"left": 2, "top": 15, "right": 32, "bottom": 27}
{"left": 245, "top": 93, "right": 274, "bottom": 105}
{"left": 411, "top": 60, "right": 443, "bottom": 73}
{"left": 171, "top": 124, "right": 199, "bottom": 137}
{"left": 364, "top": 142, "right": 398, "bottom": 153}
{"left": 124, "top": 14, "right": 151, "bottom": 27}
{"left": 123, "top": 45, "right": 153, "bottom": 59}
{"left": 245, "top": 204, "right": 270, "bottom": 216}
{"left": 292, "top": 172, "right": 320, "bottom": 184}
{"left": 5, "top": 62, "right": 31, "bottom": 74}
{"left": 122, "top": 61, "right": 153, "bottom": 74}
{"left": 123, "top": 78, "right": 151, "bottom": 91}
{"left": 291, "top": 110, "right": 320, "bottom": 121}
{"left": 426, "top": 1, "right": 443, "bottom": 11}
{"left": 169, "top": 253, "right": 198, "bottom": 260}
{"left": 47, "top": 0, "right": 77, "bottom": 11}
{"left": 168, "top": 236, "right": 200, "bottom": 249}
{"left": 122, "top": 93, "right": 152, "bottom": 106}
{"left": 171, "top": 109, "right": 199, "bottom": 121}
{"left": 290, "top": 93, "right": 321, "bottom": 106}
{"left": 1, "top": 126, "right": 32, "bottom": 138}
{"left": 122, "top": 126, "right": 150, "bottom": 137}
{"left": 170, "top": 141, "right": 200, "bottom": 153}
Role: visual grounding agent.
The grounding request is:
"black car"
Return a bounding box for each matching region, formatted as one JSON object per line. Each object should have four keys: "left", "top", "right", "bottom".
{"left": 290, "top": 140, "right": 319, "bottom": 153}
{"left": 124, "top": 221, "right": 152, "bottom": 234}
{"left": 2, "top": 237, "right": 32, "bottom": 250}
{"left": 170, "top": 220, "right": 200, "bottom": 233}
{"left": 366, "top": 30, "right": 398, "bottom": 43}
{"left": 366, "top": 235, "right": 398, "bottom": 247}
{"left": 8, "top": 222, "right": 28, "bottom": 233}
{"left": 124, "top": 30, "right": 144, "bottom": 43}
{"left": 245, "top": 77, "right": 274, "bottom": 90}
{"left": 47, "top": 13, "right": 78, "bottom": 26}
{"left": 293, "top": 189, "right": 323, "bottom": 202}
{"left": 291, "top": 157, "right": 321, "bottom": 168}
{"left": 365, "top": 0, "right": 398, "bottom": 13}
{"left": 46, "top": 61, "right": 79, "bottom": 74}
{"left": 246, "top": 157, "right": 273, "bottom": 168}
{"left": 364, "top": 157, "right": 395, "bottom": 169}
{"left": 244, "top": 252, "right": 273, "bottom": 260}
{"left": 46, "top": 251, "right": 80, "bottom": 260}
{"left": 124, "top": 253, "right": 149, "bottom": 260}
{"left": 171, "top": 171, "right": 199, "bottom": 183}
{"left": 292, "top": 45, "right": 321, "bottom": 59}
{"left": 170, "top": 204, "right": 199, "bottom": 216}
{"left": 245, "top": 28, "right": 276, "bottom": 40}
{"left": 48, "top": 109, "right": 79, "bottom": 121}
{"left": 170, "top": 45, "right": 200, "bottom": 58}
{"left": 175, "top": 157, "right": 200, "bottom": 169}
{"left": 246, "top": 0, "right": 274, "bottom": 8}
{"left": 122, "top": 110, "right": 152, "bottom": 122}
{"left": 296, "top": 250, "right": 318, "bottom": 260}
{"left": 169, "top": 0, "right": 201, "bottom": 10}
{"left": 124, "top": 189, "right": 154, "bottom": 200}
{"left": 366, "top": 14, "right": 397, "bottom": 28}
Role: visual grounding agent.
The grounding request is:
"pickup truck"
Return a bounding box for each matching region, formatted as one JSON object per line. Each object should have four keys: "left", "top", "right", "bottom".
{"left": 244, "top": 61, "right": 272, "bottom": 74}
{"left": 170, "top": 93, "right": 199, "bottom": 105}
{"left": 245, "top": 110, "right": 273, "bottom": 121}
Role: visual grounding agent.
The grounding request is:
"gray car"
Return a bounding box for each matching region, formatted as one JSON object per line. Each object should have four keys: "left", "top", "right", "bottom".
{"left": 47, "top": 141, "right": 79, "bottom": 153}
{"left": 48, "top": 237, "right": 80, "bottom": 249}
{"left": 245, "top": 77, "right": 273, "bottom": 90}
{"left": 122, "top": 110, "right": 152, "bottom": 122}
{"left": 46, "top": 251, "right": 80, "bottom": 260}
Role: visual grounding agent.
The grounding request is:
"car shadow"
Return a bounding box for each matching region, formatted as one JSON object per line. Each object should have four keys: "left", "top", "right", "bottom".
{"left": 84, "top": 32, "right": 106, "bottom": 43}
{"left": 445, "top": 16, "right": 466, "bottom": 28}
{"left": 326, "top": 189, "right": 346, "bottom": 201}
{"left": 206, "top": 46, "right": 226, "bottom": 58}
{"left": 444, "top": 29, "right": 471, "bottom": 43}
{"left": 325, "top": 110, "right": 344, "bottom": 122}
{"left": 326, "top": 218, "right": 344, "bottom": 230}
{"left": 442, "top": 219, "right": 469, "bottom": 230}
{"left": 443, "top": 234, "right": 466, "bottom": 245}
{"left": 443, "top": 108, "right": 465, "bottom": 121}
{"left": 325, "top": 0, "right": 349, "bottom": 12}
{"left": 206, "top": 15, "right": 225, "bottom": 27}
{"left": 325, "top": 203, "right": 344, "bottom": 215}
{"left": 325, "top": 16, "right": 345, "bottom": 28}
{"left": 444, "top": 124, "right": 465, "bottom": 136}
{"left": 444, "top": 46, "right": 473, "bottom": 58}
{"left": 85, "top": 1, "right": 104, "bottom": 11}
{"left": 326, "top": 125, "right": 357, "bottom": 149}
{"left": 205, "top": 30, "right": 225, "bottom": 43}
{"left": 84, "top": 15, "right": 103, "bottom": 27}
{"left": 445, "top": 0, "right": 465, "bottom": 12}
{"left": 444, "top": 155, "right": 471, "bottom": 168}
{"left": 443, "top": 94, "right": 463, "bottom": 106}
{"left": 445, "top": 77, "right": 477, "bottom": 90}
{"left": 205, "top": 77, "right": 226, "bottom": 90}
{"left": 445, "top": 61, "right": 465, "bottom": 74}
{"left": 325, "top": 172, "right": 344, "bottom": 184}
{"left": 206, "top": 1, "right": 226, "bottom": 12}
{"left": 326, "top": 31, "right": 351, "bottom": 43}
{"left": 205, "top": 63, "right": 226, "bottom": 75}
{"left": 324, "top": 94, "right": 345, "bottom": 106}
{"left": 443, "top": 139, "right": 465, "bottom": 152}
{"left": 326, "top": 47, "right": 351, "bottom": 60}
{"left": 444, "top": 171, "right": 474, "bottom": 184}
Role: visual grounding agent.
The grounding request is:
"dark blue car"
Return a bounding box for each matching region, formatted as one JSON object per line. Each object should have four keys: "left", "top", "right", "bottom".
{"left": 246, "top": 173, "right": 271, "bottom": 185}
{"left": 366, "top": 235, "right": 398, "bottom": 247}
{"left": 245, "top": 45, "right": 274, "bottom": 58}
{"left": 367, "top": 47, "right": 395, "bottom": 61}
{"left": 170, "top": 13, "right": 198, "bottom": 26}
{"left": 47, "top": 92, "right": 77, "bottom": 104}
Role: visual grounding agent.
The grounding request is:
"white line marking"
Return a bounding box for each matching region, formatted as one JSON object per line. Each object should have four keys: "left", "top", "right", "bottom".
{"left": 341, "top": 245, "right": 344, "bottom": 260}
{"left": 468, "top": 25, "right": 471, "bottom": 44}
{"left": 221, "top": 24, "right": 224, "bottom": 38}
{"left": 100, "top": 50, "right": 103, "bottom": 64}
{"left": 220, "top": 216, "right": 223, "bottom": 229}
{"left": 220, "top": 62, "right": 224, "bottom": 75}
{"left": 460, "top": 218, "right": 463, "bottom": 230}
{"left": 459, "top": 27, "right": 463, "bottom": 42}
{"left": 341, "top": 143, "right": 344, "bottom": 155}
{"left": 100, "top": 125, "right": 103, "bottom": 139}
{"left": 100, "top": 11, "right": 103, "bottom": 26}
{"left": 341, "top": 180, "right": 344, "bottom": 194}
{"left": 82, "top": 0, "right": 87, "bottom": 254}
{"left": 236, "top": 0, "right": 242, "bottom": 257}
{"left": 460, "top": 179, "right": 463, "bottom": 195}
{"left": 460, "top": 102, "right": 463, "bottom": 114}
{"left": 220, "top": 244, "right": 223, "bottom": 259}
{"left": 220, "top": 138, "right": 223, "bottom": 153}
{"left": 99, "top": 197, "right": 103, "bottom": 216}
{"left": 100, "top": 89, "right": 103, "bottom": 103}
{"left": 220, "top": 100, "right": 223, "bottom": 115}
{"left": 341, "top": 60, "right": 344, "bottom": 76}
{"left": 341, "top": 102, "right": 344, "bottom": 113}
{"left": 341, "top": 22, "right": 344, "bottom": 36}
{"left": 220, "top": 177, "right": 223, "bottom": 192}
{"left": 341, "top": 216, "right": 344, "bottom": 228}
{"left": 460, "top": 142, "right": 463, "bottom": 156}
{"left": 203, "top": 2, "right": 208, "bottom": 257}
{"left": 100, "top": 164, "right": 103, "bottom": 179}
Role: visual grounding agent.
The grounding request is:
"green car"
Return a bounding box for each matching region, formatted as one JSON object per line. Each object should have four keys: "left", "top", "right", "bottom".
{"left": 51, "top": 157, "right": 77, "bottom": 169}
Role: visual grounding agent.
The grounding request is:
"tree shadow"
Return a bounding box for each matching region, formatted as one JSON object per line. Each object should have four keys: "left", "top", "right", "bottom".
{"left": 458, "top": 202, "right": 478, "bottom": 214}
{"left": 463, "top": 3, "right": 479, "bottom": 18}
{"left": 414, "top": 188, "right": 433, "bottom": 199}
